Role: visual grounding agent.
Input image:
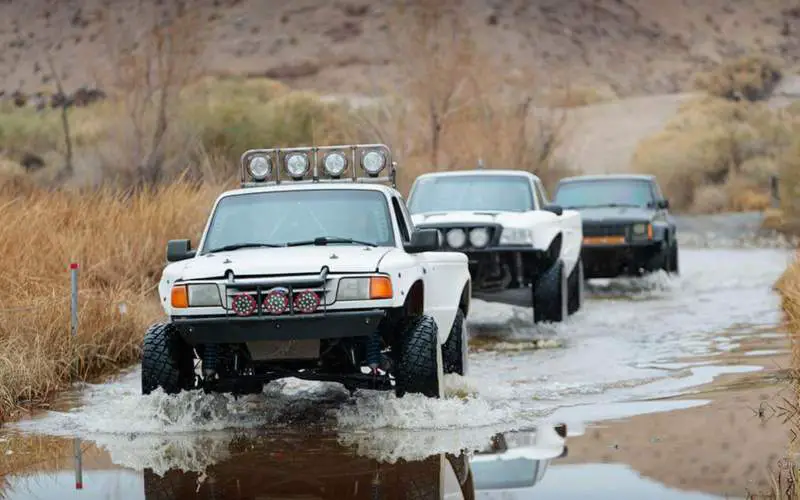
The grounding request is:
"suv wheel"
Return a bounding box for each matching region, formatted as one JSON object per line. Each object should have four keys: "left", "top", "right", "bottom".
{"left": 141, "top": 322, "right": 195, "bottom": 395}
{"left": 567, "top": 257, "right": 584, "bottom": 315}
{"left": 394, "top": 315, "right": 443, "bottom": 398}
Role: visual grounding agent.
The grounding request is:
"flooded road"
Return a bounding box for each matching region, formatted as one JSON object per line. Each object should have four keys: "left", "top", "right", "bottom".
{"left": 0, "top": 217, "right": 793, "bottom": 499}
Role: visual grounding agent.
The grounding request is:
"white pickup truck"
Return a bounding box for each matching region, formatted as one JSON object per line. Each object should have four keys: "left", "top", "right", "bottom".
{"left": 406, "top": 169, "right": 584, "bottom": 323}
{"left": 144, "top": 144, "right": 471, "bottom": 399}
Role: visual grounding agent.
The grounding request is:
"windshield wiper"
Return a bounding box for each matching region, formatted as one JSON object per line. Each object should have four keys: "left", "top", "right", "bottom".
{"left": 207, "top": 242, "right": 283, "bottom": 253}
{"left": 286, "top": 236, "right": 378, "bottom": 247}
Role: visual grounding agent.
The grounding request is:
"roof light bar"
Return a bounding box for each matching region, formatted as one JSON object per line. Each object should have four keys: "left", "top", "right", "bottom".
{"left": 239, "top": 144, "right": 396, "bottom": 188}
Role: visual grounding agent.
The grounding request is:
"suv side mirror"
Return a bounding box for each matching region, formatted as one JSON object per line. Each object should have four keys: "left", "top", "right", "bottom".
{"left": 167, "top": 239, "right": 195, "bottom": 262}
{"left": 544, "top": 204, "right": 563, "bottom": 216}
{"left": 405, "top": 229, "right": 440, "bottom": 254}
{"left": 657, "top": 199, "right": 670, "bottom": 209}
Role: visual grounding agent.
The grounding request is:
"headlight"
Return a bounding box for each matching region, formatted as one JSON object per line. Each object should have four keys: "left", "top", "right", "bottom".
{"left": 631, "top": 223, "right": 652, "bottom": 239}
{"left": 188, "top": 284, "right": 222, "bottom": 307}
{"left": 361, "top": 150, "right": 386, "bottom": 175}
{"left": 248, "top": 156, "right": 271, "bottom": 181}
{"left": 469, "top": 227, "right": 490, "bottom": 248}
{"left": 446, "top": 228, "right": 467, "bottom": 248}
{"left": 323, "top": 152, "right": 348, "bottom": 177}
{"left": 285, "top": 152, "right": 310, "bottom": 179}
{"left": 499, "top": 227, "right": 535, "bottom": 245}
{"left": 337, "top": 276, "right": 393, "bottom": 301}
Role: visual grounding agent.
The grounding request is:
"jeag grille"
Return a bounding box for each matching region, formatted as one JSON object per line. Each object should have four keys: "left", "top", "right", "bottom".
{"left": 582, "top": 223, "right": 628, "bottom": 237}
{"left": 224, "top": 279, "right": 335, "bottom": 317}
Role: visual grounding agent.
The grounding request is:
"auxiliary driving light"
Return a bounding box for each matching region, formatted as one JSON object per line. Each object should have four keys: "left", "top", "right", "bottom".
{"left": 231, "top": 293, "right": 257, "bottom": 316}
{"left": 469, "top": 227, "right": 490, "bottom": 248}
{"left": 285, "top": 152, "right": 310, "bottom": 179}
{"left": 361, "top": 150, "right": 386, "bottom": 176}
{"left": 248, "top": 155, "right": 272, "bottom": 181}
{"left": 446, "top": 228, "right": 467, "bottom": 249}
{"left": 263, "top": 288, "right": 290, "bottom": 315}
{"left": 293, "top": 290, "right": 321, "bottom": 313}
{"left": 323, "top": 151, "right": 348, "bottom": 177}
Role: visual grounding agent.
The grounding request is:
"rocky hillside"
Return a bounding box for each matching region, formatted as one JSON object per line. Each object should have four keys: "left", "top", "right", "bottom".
{"left": 1, "top": 0, "right": 799, "bottom": 99}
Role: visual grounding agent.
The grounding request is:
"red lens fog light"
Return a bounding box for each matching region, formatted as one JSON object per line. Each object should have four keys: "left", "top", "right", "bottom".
{"left": 263, "top": 288, "right": 289, "bottom": 315}
{"left": 231, "top": 293, "right": 257, "bottom": 316}
{"left": 293, "top": 290, "right": 321, "bottom": 313}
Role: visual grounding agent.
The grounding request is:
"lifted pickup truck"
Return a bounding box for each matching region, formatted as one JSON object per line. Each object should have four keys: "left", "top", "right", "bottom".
{"left": 406, "top": 169, "right": 584, "bottom": 323}
{"left": 144, "top": 144, "right": 471, "bottom": 399}
{"left": 552, "top": 174, "right": 679, "bottom": 279}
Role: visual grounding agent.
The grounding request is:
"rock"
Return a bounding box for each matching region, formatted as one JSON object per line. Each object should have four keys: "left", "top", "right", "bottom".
{"left": 19, "top": 152, "right": 45, "bottom": 172}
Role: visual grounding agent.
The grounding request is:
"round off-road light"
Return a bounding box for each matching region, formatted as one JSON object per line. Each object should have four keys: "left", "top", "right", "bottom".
{"left": 231, "top": 293, "right": 257, "bottom": 317}
{"left": 293, "top": 290, "right": 321, "bottom": 314}
{"left": 248, "top": 156, "right": 271, "bottom": 181}
{"left": 263, "top": 288, "right": 289, "bottom": 315}
{"left": 469, "top": 227, "right": 490, "bottom": 248}
{"left": 285, "top": 152, "right": 310, "bottom": 179}
{"left": 361, "top": 150, "right": 386, "bottom": 175}
{"left": 446, "top": 228, "right": 467, "bottom": 248}
{"left": 323, "top": 152, "right": 348, "bottom": 177}
{"left": 632, "top": 223, "right": 646, "bottom": 235}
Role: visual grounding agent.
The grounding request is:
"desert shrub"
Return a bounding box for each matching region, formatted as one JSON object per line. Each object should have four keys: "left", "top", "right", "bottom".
{"left": 779, "top": 135, "right": 800, "bottom": 226}
{"left": 0, "top": 178, "right": 219, "bottom": 420}
{"left": 692, "top": 55, "right": 783, "bottom": 102}
{"left": 544, "top": 85, "right": 618, "bottom": 108}
{"left": 631, "top": 96, "right": 796, "bottom": 212}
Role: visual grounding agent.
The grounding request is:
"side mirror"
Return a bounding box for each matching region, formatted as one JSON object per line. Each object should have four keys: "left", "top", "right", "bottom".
{"left": 658, "top": 199, "right": 670, "bottom": 209}
{"left": 544, "top": 204, "right": 563, "bottom": 216}
{"left": 404, "top": 229, "right": 440, "bottom": 254}
{"left": 167, "top": 239, "right": 195, "bottom": 263}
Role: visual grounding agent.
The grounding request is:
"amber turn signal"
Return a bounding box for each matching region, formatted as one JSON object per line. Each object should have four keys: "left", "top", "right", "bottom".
{"left": 171, "top": 285, "right": 189, "bottom": 308}
{"left": 369, "top": 276, "right": 393, "bottom": 300}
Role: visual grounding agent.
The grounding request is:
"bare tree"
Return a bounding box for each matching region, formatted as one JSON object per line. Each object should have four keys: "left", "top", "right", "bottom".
{"left": 98, "top": 0, "right": 208, "bottom": 185}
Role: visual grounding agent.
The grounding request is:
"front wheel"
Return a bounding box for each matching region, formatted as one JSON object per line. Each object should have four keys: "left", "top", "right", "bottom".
{"left": 567, "top": 257, "right": 584, "bottom": 315}
{"left": 669, "top": 243, "right": 680, "bottom": 275}
{"left": 442, "top": 308, "right": 468, "bottom": 376}
{"left": 394, "top": 315, "right": 443, "bottom": 398}
{"left": 533, "top": 259, "right": 567, "bottom": 323}
{"left": 141, "top": 322, "right": 195, "bottom": 395}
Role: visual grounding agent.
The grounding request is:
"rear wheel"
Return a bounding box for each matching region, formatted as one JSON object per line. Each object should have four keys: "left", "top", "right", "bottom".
{"left": 394, "top": 315, "right": 442, "bottom": 398}
{"left": 442, "top": 308, "right": 468, "bottom": 376}
{"left": 533, "top": 259, "right": 567, "bottom": 323}
{"left": 141, "top": 322, "right": 195, "bottom": 395}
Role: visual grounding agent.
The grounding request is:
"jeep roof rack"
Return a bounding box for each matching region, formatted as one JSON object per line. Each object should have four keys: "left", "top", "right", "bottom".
{"left": 239, "top": 143, "right": 397, "bottom": 189}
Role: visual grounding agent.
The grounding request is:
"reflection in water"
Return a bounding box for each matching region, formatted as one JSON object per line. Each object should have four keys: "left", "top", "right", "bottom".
{"left": 44, "top": 424, "right": 567, "bottom": 499}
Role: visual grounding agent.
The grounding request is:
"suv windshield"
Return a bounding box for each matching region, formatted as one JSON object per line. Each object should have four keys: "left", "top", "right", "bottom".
{"left": 408, "top": 174, "right": 535, "bottom": 213}
{"left": 201, "top": 190, "right": 395, "bottom": 252}
{"left": 553, "top": 179, "right": 656, "bottom": 208}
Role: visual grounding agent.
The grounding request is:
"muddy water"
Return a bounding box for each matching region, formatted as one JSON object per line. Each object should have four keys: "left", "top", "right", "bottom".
{"left": 0, "top": 220, "right": 792, "bottom": 499}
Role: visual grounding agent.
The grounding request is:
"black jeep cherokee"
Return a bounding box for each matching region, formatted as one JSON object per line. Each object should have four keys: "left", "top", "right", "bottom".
{"left": 552, "top": 174, "right": 678, "bottom": 279}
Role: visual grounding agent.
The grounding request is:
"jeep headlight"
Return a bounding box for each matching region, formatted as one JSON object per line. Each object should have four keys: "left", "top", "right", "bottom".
{"left": 631, "top": 223, "right": 652, "bottom": 239}
{"left": 189, "top": 284, "right": 223, "bottom": 307}
{"left": 469, "top": 227, "right": 490, "bottom": 248}
{"left": 445, "top": 228, "right": 467, "bottom": 249}
{"left": 499, "top": 227, "right": 535, "bottom": 245}
{"left": 337, "top": 276, "right": 393, "bottom": 301}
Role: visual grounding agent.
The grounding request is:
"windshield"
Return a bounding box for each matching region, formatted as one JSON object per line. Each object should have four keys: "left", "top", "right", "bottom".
{"left": 201, "top": 190, "right": 395, "bottom": 252}
{"left": 407, "top": 174, "right": 535, "bottom": 214}
{"left": 553, "top": 179, "right": 656, "bottom": 208}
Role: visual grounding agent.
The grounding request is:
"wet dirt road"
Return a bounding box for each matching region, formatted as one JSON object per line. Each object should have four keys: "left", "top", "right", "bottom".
{"left": 0, "top": 214, "right": 793, "bottom": 499}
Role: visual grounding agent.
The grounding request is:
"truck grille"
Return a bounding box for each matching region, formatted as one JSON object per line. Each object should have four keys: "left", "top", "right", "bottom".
{"left": 224, "top": 278, "right": 336, "bottom": 316}
{"left": 582, "top": 223, "right": 628, "bottom": 237}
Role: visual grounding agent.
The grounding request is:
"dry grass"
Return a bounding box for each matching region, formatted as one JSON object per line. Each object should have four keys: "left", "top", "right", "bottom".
{"left": 631, "top": 95, "right": 800, "bottom": 213}
{"left": 0, "top": 177, "right": 221, "bottom": 421}
{"left": 692, "top": 55, "right": 783, "bottom": 102}
{"left": 543, "top": 85, "right": 618, "bottom": 109}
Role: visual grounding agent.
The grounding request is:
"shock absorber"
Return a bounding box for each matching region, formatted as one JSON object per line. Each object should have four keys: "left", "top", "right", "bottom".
{"left": 366, "top": 332, "right": 382, "bottom": 372}
{"left": 203, "top": 344, "right": 218, "bottom": 378}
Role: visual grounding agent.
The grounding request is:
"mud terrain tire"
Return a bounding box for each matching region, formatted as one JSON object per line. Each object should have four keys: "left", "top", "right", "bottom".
{"left": 567, "top": 257, "right": 584, "bottom": 316}
{"left": 442, "top": 308, "right": 467, "bottom": 376}
{"left": 533, "top": 259, "right": 567, "bottom": 323}
{"left": 669, "top": 243, "right": 679, "bottom": 275}
{"left": 394, "top": 315, "right": 442, "bottom": 398}
{"left": 141, "top": 322, "right": 195, "bottom": 395}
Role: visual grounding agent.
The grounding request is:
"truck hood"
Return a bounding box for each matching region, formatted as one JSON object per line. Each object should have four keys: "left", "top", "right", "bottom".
{"left": 576, "top": 206, "right": 654, "bottom": 224}
{"left": 411, "top": 210, "right": 523, "bottom": 227}
{"left": 171, "top": 246, "right": 393, "bottom": 280}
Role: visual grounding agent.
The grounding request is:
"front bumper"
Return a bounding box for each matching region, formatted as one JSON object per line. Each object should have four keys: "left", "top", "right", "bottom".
{"left": 171, "top": 309, "right": 386, "bottom": 345}
{"left": 581, "top": 240, "right": 662, "bottom": 278}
